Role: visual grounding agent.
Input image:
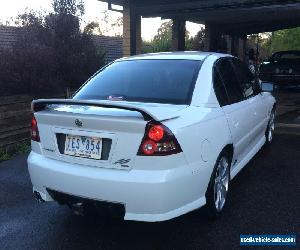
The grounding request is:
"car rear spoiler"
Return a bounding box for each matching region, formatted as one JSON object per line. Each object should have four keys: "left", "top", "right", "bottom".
{"left": 32, "top": 99, "right": 178, "bottom": 121}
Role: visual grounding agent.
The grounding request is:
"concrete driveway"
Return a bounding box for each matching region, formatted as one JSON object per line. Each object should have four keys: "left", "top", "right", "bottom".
{"left": 0, "top": 134, "right": 299, "bottom": 250}
{"left": 275, "top": 86, "right": 300, "bottom": 135}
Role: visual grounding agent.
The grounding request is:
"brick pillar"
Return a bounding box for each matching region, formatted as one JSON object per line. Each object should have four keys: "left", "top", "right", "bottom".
{"left": 203, "top": 23, "right": 221, "bottom": 52}
{"left": 224, "top": 35, "right": 232, "bottom": 54}
{"left": 123, "top": 3, "right": 141, "bottom": 57}
{"left": 238, "top": 36, "right": 247, "bottom": 61}
{"left": 231, "top": 35, "right": 239, "bottom": 57}
{"left": 230, "top": 35, "right": 247, "bottom": 60}
{"left": 172, "top": 19, "right": 186, "bottom": 51}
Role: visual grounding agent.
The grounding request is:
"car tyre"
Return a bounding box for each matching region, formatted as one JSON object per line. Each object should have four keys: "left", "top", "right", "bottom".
{"left": 265, "top": 108, "right": 275, "bottom": 146}
{"left": 205, "top": 150, "right": 231, "bottom": 219}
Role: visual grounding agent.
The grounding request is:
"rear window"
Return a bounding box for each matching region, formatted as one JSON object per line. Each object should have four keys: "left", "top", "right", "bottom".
{"left": 74, "top": 59, "right": 202, "bottom": 105}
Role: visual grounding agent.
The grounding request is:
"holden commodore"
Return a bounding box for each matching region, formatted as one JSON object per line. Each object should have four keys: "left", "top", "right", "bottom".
{"left": 260, "top": 50, "right": 300, "bottom": 86}
{"left": 28, "top": 52, "right": 276, "bottom": 222}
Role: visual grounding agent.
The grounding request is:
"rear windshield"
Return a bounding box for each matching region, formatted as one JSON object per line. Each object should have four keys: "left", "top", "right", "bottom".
{"left": 74, "top": 59, "right": 202, "bottom": 105}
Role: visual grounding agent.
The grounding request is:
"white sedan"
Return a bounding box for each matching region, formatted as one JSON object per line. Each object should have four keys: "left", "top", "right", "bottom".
{"left": 28, "top": 52, "right": 276, "bottom": 222}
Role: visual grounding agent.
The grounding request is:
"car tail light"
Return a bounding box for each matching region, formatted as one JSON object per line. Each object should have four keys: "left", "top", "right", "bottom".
{"left": 137, "top": 121, "right": 182, "bottom": 156}
{"left": 31, "top": 116, "right": 40, "bottom": 142}
{"left": 148, "top": 125, "right": 164, "bottom": 141}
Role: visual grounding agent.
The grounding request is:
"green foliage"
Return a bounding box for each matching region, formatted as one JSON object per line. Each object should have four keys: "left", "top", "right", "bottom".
{"left": 189, "top": 27, "right": 206, "bottom": 51}
{"left": 142, "top": 21, "right": 172, "bottom": 53}
{"left": 262, "top": 28, "right": 300, "bottom": 54}
{"left": 141, "top": 21, "right": 206, "bottom": 53}
{"left": 0, "top": 148, "right": 10, "bottom": 162}
{"left": 53, "top": 0, "right": 85, "bottom": 16}
{"left": 15, "top": 142, "right": 31, "bottom": 154}
{"left": 0, "top": 0, "right": 105, "bottom": 96}
{"left": 0, "top": 142, "right": 31, "bottom": 163}
{"left": 84, "top": 21, "right": 101, "bottom": 35}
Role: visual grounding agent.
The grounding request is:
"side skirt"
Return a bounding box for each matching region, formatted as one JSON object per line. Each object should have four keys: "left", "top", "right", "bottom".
{"left": 230, "top": 136, "right": 266, "bottom": 180}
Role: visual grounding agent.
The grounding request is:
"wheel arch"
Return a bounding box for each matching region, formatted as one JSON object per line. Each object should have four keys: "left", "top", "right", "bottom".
{"left": 222, "top": 144, "right": 234, "bottom": 165}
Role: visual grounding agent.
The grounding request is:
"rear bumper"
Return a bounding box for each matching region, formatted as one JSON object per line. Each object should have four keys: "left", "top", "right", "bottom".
{"left": 27, "top": 152, "right": 206, "bottom": 222}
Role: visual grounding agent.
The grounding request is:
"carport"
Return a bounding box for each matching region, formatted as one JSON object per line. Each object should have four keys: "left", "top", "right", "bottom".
{"left": 98, "top": 0, "right": 300, "bottom": 134}
{"left": 99, "top": 0, "right": 300, "bottom": 60}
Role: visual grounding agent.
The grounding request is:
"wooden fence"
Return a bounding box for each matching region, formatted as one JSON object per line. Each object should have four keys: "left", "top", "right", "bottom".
{"left": 0, "top": 95, "right": 32, "bottom": 148}
{"left": 0, "top": 93, "right": 70, "bottom": 149}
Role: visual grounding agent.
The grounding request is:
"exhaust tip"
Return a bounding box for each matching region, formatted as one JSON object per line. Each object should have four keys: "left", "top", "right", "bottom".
{"left": 34, "top": 191, "right": 45, "bottom": 203}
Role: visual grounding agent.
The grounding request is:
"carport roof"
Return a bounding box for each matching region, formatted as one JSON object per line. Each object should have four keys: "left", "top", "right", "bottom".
{"left": 101, "top": 0, "right": 300, "bottom": 35}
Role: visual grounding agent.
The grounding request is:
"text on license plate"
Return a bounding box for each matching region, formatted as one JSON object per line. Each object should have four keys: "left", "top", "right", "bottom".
{"left": 64, "top": 135, "right": 102, "bottom": 160}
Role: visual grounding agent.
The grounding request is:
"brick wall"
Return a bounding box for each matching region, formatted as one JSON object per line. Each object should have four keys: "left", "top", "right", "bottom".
{"left": 0, "top": 26, "right": 20, "bottom": 50}
{"left": 0, "top": 26, "right": 123, "bottom": 63}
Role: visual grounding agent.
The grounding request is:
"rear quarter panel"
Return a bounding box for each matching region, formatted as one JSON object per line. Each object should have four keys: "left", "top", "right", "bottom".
{"left": 164, "top": 106, "right": 232, "bottom": 194}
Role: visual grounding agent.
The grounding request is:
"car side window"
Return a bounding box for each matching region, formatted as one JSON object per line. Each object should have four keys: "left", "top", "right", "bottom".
{"left": 216, "top": 58, "right": 244, "bottom": 104}
{"left": 213, "top": 68, "right": 229, "bottom": 106}
{"left": 232, "top": 59, "right": 254, "bottom": 98}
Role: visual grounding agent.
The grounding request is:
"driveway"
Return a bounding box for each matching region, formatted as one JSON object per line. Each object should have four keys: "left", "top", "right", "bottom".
{"left": 0, "top": 134, "right": 299, "bottom": 250}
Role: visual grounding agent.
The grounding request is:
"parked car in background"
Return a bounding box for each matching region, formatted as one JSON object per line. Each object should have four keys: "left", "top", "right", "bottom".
{"left": 260, "top": 50, "right": 300, "bottom": 86}
{"left": 28, "top": 52, "right": 276, "bottom": 222}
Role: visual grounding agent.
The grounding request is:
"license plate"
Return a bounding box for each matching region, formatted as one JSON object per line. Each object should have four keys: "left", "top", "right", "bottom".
{"left": 64, "top": 135, "right": 102, "bottom": 160}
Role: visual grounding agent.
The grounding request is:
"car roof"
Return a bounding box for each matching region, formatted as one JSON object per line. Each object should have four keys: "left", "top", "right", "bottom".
{"left": 117, "top": 51, "right": 230, "bottom": 62}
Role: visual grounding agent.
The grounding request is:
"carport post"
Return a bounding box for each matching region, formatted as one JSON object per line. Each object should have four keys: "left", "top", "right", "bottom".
{"left": 230, "top": 35, "right": 247, "bottom": 61}
{"left": 203, "top": 23, "right": 221, "bottom": 52}
{"left": 172, "top": 18, "right": 186, "bottom": 51}
{"left": 238, "top": 36, "right": 247, "bottom": 61}
{"left": 123, "top": 2, "right": 141, "bottom": 56}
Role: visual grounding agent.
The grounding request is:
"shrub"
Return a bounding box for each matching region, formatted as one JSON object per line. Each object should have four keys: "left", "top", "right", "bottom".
{"left": 0, "top": 0, "right": 105, "bottom": 97}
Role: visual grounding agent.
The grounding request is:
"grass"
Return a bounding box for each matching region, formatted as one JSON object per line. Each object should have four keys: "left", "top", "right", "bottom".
{"left": 0, "top": 141, "right": 31, "bottom": 163}
{"left": 0, "top": 148, "right": 10, "bottom": 162}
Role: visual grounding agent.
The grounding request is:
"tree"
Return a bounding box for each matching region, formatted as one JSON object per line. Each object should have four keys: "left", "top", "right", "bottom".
{"left": 84, "top": 21, "right": 102, "bottom": 35}
{"left": 52, "top": 0, "right": 85, "bottom": 16}
{"left": 142, "top": 21, "right": 173, "bottom": 53}
{"left": 142, "top": 21, "right": 203, "bottom": 53}
{"left": 0, "top": 0, "right": 105, "bottom": 96}
{"left": 99, "top": 10, "right": 123, "bottom": 37}
{"left": 262, "top": 28, "right": 300, "bottom": 54}
{"left": 47, "top": 0, "right": 105, "bottom": 90}
{"left": 189, "top": 27, "right": 206, "bottom": 51}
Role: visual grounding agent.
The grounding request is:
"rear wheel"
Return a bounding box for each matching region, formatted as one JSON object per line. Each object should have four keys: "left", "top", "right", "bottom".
{"left": 205, "top": 150, "right": 231, "bottom": 219}
{"left": 265, "top": 108, "right": 275, "bottom": 145}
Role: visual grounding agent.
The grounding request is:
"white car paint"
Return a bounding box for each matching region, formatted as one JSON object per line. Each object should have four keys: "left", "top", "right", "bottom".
{"left": 27, "top": 52, "right": 276, "bottom": 222}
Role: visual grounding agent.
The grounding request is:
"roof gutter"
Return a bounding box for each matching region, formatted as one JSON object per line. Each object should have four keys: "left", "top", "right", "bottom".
{"left": 108, "top": 2, "right": 123, "bottom": 13}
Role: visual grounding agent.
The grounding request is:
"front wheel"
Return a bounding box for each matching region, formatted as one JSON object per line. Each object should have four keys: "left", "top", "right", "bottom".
{"left": 205, "top": 151, "right": 231, "bottom": 219}
{"left": 265, "top": 108, "right": 275, "bottom": 145}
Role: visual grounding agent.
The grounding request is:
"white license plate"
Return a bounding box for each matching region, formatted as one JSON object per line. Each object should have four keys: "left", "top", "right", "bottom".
{"left": 64, "top": 135, "right": 102, "bottom": 160}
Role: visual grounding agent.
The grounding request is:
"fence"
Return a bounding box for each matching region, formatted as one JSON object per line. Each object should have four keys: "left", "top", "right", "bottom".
{"left": 0, "top": 93, "right": 70, "bottom": 149}
{"left": 0, "top": 95, "right": 32, "bottom": 148}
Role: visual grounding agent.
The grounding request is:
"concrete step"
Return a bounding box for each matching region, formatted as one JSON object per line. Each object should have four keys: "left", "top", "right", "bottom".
{"left": 275, "top": 123, "right": 300, "bottom": 136}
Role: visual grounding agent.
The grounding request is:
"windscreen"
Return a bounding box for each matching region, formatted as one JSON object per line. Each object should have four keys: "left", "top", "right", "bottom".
{"left": 74, "top": 59, "right": 202, "bottom": 105}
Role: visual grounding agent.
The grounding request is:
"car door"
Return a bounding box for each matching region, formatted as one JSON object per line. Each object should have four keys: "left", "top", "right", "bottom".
{"left": 214, "top": 57, "right": 254, "bottom": 168}
{"left": 231, "top": 58, "right": 267, "bottom": 146}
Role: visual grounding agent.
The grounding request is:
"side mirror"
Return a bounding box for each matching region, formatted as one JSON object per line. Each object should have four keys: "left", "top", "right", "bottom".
{"left": 261, "top": 81, "right": 274, "bottom": 92}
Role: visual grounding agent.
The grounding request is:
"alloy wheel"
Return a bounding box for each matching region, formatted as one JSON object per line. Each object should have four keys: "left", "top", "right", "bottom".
{"left": 214, "top": 156, "right": 230, "bottom": 212}
{"left": 268, "top": 111, "right": 275, "bottom": 143}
